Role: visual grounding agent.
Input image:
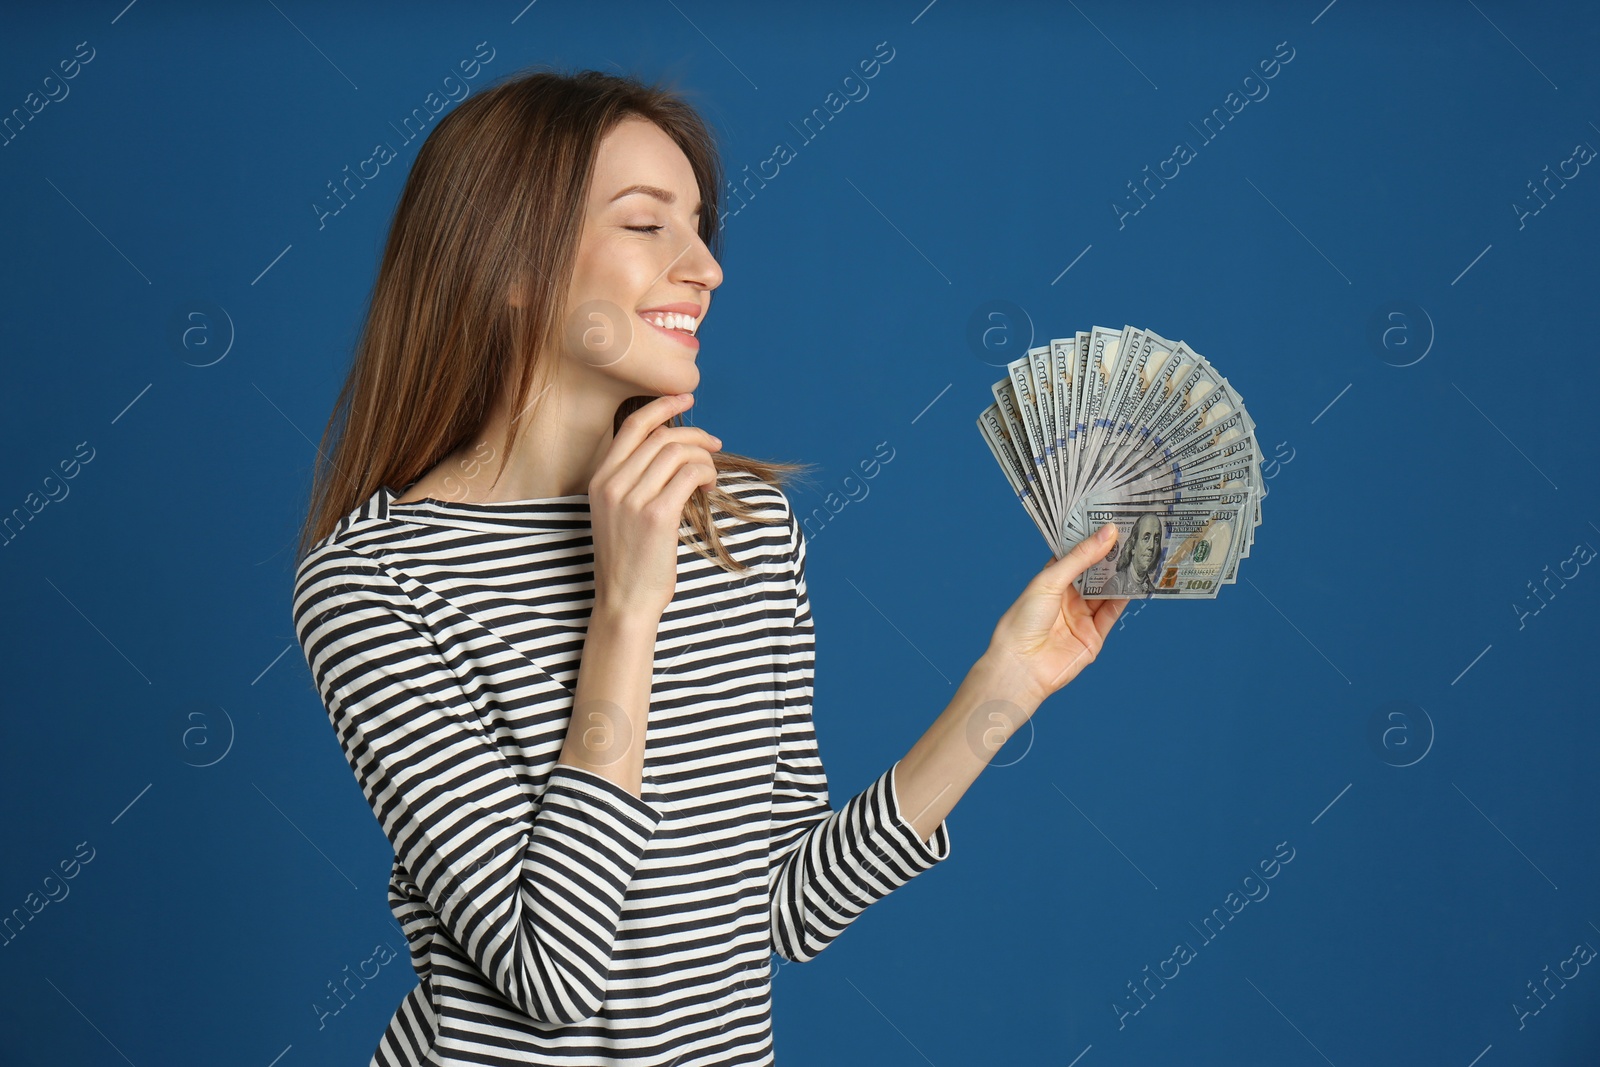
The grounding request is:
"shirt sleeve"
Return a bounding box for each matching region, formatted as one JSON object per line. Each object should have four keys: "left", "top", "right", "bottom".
{"left": 292, "top": 541, "right": 664, "bottom": 1025}
{"left": 766, "top": 497, "right": 953, "bottom": 963}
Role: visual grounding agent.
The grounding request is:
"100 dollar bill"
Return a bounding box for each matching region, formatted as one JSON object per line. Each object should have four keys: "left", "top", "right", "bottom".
{"left": 1074, "top": 496, "right": 1255, "bottom": 599}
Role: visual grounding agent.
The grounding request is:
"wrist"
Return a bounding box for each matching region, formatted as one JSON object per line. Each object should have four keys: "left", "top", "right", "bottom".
{"left": 590, "top": 596, "right": 662, "bottom": 637}
{"left": 970, "top": 645, "right": 1045, "bottom": 716}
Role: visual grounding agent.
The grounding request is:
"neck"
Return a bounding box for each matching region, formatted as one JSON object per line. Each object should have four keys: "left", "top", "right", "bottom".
{"left": 455, "top": 364, "right": 634, "bottom": 501}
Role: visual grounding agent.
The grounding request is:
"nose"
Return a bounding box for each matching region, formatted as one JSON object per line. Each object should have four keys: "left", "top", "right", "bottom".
{"left": 671, "top": 228, "right": 723, "bottom": 293}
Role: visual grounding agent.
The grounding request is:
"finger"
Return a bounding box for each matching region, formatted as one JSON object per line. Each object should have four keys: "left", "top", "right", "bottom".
{"left": 629, "top": 442, "right": 720, "bottom": 505}
{"left": 1091, "top": 596, "right": 1130, "bottom": 641}
{"left": 598, "top": 393, "right": 694, "bottom": 479}
{"left": 1039, "top": 522, "right": 1119, "bottom": 590}
{"left": 608, "top": 426, "right": 722, "bottom": 496}
{"left": 654, "top": 459, "right": 719, "bottom": 518}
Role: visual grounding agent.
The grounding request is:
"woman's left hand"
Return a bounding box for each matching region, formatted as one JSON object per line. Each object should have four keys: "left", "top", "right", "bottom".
{"left": 983, "top": 523, "right": 1130, "bottom": 708}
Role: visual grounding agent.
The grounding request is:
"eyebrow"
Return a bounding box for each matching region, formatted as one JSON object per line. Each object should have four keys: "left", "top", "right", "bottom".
{"left": 608, "top": 183, "right": 702, "bottom": 214}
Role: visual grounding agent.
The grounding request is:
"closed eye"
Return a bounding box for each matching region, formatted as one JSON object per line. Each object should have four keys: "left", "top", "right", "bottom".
{"left": 625, "top": 225, "right": 663, "bottom": 234}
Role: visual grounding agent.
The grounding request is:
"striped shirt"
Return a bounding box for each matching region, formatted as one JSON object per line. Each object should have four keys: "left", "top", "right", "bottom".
{"left": 291, "top": 470, "right": 953, "bottom": 1066}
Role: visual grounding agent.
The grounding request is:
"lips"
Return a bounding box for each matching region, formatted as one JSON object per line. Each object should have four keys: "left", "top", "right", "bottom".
{"left": 637, "top": 301, "right": 704, "bottom": 318}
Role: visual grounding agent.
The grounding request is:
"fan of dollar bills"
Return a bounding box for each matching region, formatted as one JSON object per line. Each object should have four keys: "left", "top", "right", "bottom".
{"left": 976, "top": 325, "right": 1264, "bottom": 599}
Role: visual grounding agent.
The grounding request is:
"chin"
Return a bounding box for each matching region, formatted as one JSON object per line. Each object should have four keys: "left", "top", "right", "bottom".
{"left": 601, "top": 364, "right": 698, "bottom": 401}
{"left": 656, "top": 364, "right": 700, "bottom": 396}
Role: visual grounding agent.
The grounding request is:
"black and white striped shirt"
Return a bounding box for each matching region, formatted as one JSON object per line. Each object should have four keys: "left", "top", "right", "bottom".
{"left": 291, "top": 470, "right": 953, "bottom": 1066}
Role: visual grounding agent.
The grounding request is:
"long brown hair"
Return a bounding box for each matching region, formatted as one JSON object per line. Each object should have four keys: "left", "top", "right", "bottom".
{"left": 295, "top": 65, "right": 814, "bottom": 571}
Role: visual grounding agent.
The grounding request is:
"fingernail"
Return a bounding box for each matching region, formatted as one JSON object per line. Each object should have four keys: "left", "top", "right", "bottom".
{"left": 1097, "top": 523, "right": 1116, "bottom": 543}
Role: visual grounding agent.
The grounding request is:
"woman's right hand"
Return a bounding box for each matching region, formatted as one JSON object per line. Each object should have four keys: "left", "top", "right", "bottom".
{"left": 588, "top": 392, "right": 722, "bottom": 621}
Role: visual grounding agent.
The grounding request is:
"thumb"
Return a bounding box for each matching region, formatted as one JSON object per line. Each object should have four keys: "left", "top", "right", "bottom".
{"left": 1038, "top": 523, "right": 1119, "bottom": 591}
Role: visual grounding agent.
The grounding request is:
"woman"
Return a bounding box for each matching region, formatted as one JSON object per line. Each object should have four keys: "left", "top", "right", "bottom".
{"left": 292, "top": 66, "right": 1127, "bottom": 1067}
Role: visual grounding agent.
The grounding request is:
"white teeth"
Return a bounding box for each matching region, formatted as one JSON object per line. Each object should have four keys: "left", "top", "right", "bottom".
{"left": 643, "top": 311, "right": 697, "bottom": 335}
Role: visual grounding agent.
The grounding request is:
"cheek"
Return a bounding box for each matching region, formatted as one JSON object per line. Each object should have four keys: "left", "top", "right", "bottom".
{"left": 598, "top": 250, "right": 660, "bottom": 301}
{"left": 564, "top": 248, "right": 597, "bottom": 297}
{"left": 571, "top": 236, "right": 628, "bottom": 284}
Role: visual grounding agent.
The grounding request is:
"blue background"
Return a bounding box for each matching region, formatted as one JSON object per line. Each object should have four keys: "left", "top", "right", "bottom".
{"left": 2, "top": 1, "right": 1597, "bottom": 1064}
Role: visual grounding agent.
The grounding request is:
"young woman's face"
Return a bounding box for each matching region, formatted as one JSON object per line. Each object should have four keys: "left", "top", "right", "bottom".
{"left": 561, "top": 115, "right": 723, "bottom": 401}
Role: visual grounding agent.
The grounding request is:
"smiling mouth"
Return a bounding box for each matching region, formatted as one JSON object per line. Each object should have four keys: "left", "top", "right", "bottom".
{"left": 639, "top": 311, "right": 699, "bottom": 335}
{"left": 640, "top": 312, "right": 700, "bottom": 346}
